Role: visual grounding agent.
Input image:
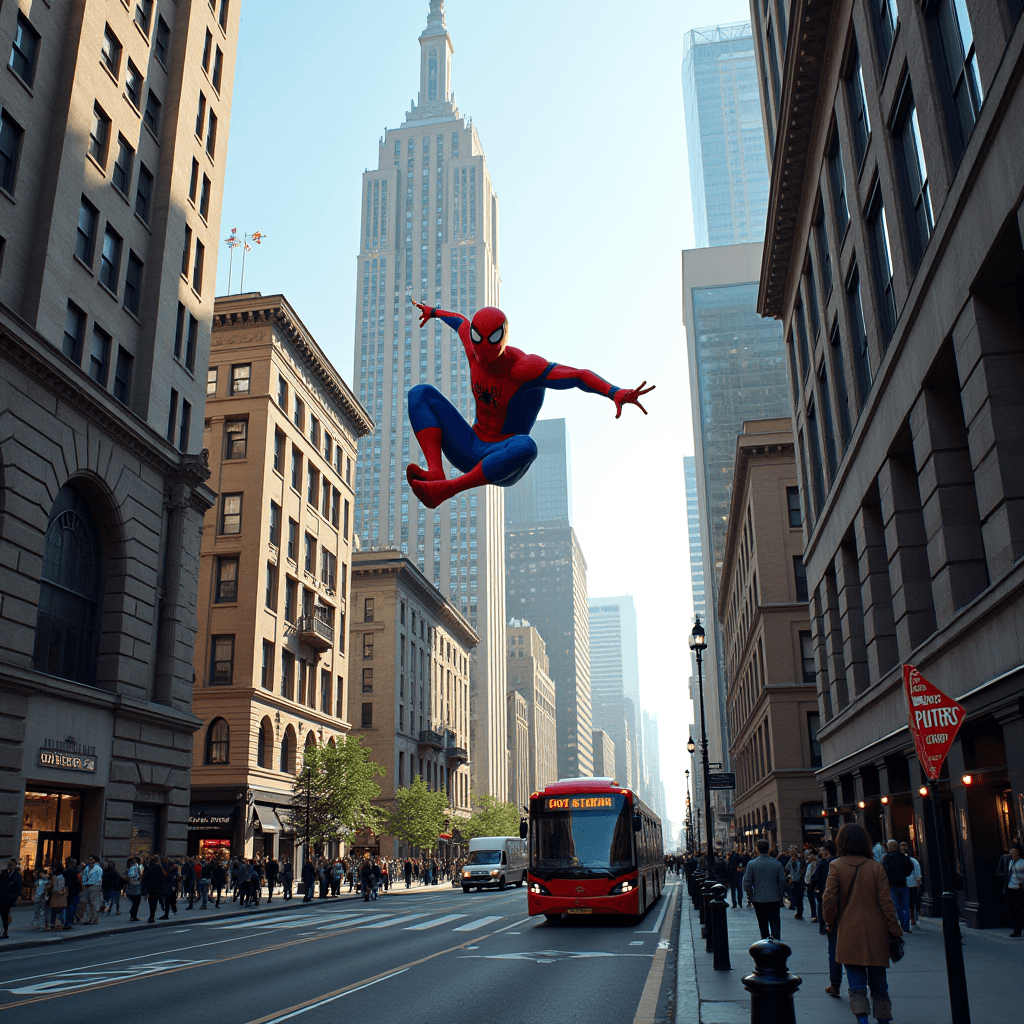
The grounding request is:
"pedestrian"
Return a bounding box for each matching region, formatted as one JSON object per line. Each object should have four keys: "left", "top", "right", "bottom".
{"left": 143, "top": 855, "right": 166, "bottom": 923}
{"left": 999, "top": 841, "right": 1024, "bottom": 937}
{"left": 301, "top": 858, "right": 316, "bottom": 902}
{"left": 899, "top": 843, "right": 921, "bottom": 927}
{"left": 48, "top": 861, "right": 68, "bottom": 931}
{"left": 80, "top": 854, "right": 102, "bottom": 924}
{"left": 360, "top": 856, "right": 374, "bottom": 901}
{"left": 872, "top": 840, "right": 885, "bottom": 863}
{"left": 125, "top": 857, "right": 143, "bottom": 921}
{"left": 381, "top": 859, "right": 390, "bottom": 892}
{"left": 212, "top": 859, "right": 227, "bottom": 908}
{"left": 785, "top": 846, "right": 807, "bottom": 919}
{"left": 319, "top": 859, "right": 330, "bottom": 899}
{"left": 182, "top": 856, "right": 196, "bottom": 910}
{"left": 163, "top": 858, "right": 178, "bottom": 916}
{"left": 198, "top": 859, "right": 212, "bottom": 909}
{"left": 372, "top": 858, "right": 382, "bottom": 900}
{"left": 281, "top": 858, "right": 293, "bottom": 900}
{"left": 266, "top": 857, "right": 279, "bottom": 903}
{"left": 63, "top": 858, "right": 83, "bottom": 930}
{"left": 804, "top": 850, "right": 820, "bottom": 922}
{"left": 331, "top": 859, "right": 343, "bottom": 897}
{"left": 742, "top": 838, "right": 788, "bottom": 940}
{"left": 237, "top": 860, "right": 252, "bottom": 907}
{"left": 880, "top": 840, "right": 913, "bottom": 933}
{"left": 0, "top": 858, "right": 22, "bottom": 939}
{"left": 33, "top": 866, "right": 52, "bottom": 930}
{"left": 102, "top": 859, "right": 122, "bottom": 915}
{"left": 727, "top": 847, "right": 745, "bottom": 907}
{"left": 404, "top": 857, "right": 413, "bottom": 889}
{"left": 822, "top": 822, "right": 903, "bottom": 1024}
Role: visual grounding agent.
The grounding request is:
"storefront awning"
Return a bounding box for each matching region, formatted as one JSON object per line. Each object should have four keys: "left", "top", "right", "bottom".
{"left": 254, "top": 804, "right": 280, "bottom": 833}
{"left": 274, "top": 809, "right": 292, "bottom": 833}
{"left": 188, "top": 803, "right": 238, "bottom": 832}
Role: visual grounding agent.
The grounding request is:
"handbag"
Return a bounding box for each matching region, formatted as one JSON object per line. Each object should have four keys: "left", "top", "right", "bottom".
{"left": 49, "top": 887, "right": 68, "bottom": 909}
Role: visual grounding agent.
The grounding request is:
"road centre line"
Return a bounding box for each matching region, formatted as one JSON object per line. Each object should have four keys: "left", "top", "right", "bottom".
{"left": 259, "top": 969, "right": 409, "bottom": 1024}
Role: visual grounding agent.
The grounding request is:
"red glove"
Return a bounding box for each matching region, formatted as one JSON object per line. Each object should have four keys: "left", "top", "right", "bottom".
{"left": 614, "top": 381, "right": 655, "bottom": 419}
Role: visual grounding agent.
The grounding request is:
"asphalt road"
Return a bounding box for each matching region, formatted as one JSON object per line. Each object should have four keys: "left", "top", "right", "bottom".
{"left": 0, "top": 879, "right": 680, "bottom": 1023}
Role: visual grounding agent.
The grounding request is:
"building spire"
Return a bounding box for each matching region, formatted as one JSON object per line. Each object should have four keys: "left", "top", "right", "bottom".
{"left": 405, "top": 0, "right": 458, "bottom": 125}
{"left": 421, "top": 0, "right": 446, "bottom": 37}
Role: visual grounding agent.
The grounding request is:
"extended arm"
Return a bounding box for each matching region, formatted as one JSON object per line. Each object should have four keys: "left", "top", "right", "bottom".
{"left": 542, "top": 363, "right": 655, "bottom": 419}
{"left": 412, "top": 300, "right": 470, "bottom": 352}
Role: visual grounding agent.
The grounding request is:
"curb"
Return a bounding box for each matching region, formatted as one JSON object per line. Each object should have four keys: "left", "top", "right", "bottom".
{"left": 676, "top": 896, "right": 701, "bottom": 1023}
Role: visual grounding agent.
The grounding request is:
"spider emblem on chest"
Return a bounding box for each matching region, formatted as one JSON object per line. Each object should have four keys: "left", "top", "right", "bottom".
{"left": 474, "top": 382, "right": 500, "bottom": 407}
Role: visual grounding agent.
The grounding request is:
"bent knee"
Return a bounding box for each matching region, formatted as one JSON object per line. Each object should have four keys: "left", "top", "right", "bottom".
{"left": 518, "top": 436, "right": 538, "bottom": 463}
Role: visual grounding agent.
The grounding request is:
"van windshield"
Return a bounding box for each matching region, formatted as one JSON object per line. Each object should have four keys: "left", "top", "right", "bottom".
{"left": 465, "top": 851, "right": 500, "bottom": 865}
{"left": 530, "top": 793, "right": 635, "bottom": 879}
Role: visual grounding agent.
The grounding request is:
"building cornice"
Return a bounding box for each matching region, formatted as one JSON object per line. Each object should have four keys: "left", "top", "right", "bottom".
{"left": 212, "top": 293, "right": 373, "bottom": 439}
{"left": 758, "top": 0, "right": 837, "bottom": 319}
{"left": 0, "top": 302, "right": 214, "bottom": 513}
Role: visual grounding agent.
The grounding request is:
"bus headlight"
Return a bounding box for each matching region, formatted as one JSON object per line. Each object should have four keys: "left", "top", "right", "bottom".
{"left": 609, "top": 880, "right": 635, "bottom": 895}
{"left": 529, "top": 882, "right": 551, "bottom": 895}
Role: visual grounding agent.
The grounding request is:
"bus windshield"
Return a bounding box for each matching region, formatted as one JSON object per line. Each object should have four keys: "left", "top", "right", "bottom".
{"left": 530, "top": 793, "right": 635, "bottom": 879}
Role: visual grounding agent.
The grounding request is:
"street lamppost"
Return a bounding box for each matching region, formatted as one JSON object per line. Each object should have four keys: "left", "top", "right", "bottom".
{"left": 685, "top": 768, "right": 693, "bottom": 855}
{"left": 689, "top": 616, "right": 713, "bottom": 867}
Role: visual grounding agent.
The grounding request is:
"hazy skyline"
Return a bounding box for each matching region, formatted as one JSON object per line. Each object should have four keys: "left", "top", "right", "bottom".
{"left": 215, "top": 0, "right": 758, "bottom": 828}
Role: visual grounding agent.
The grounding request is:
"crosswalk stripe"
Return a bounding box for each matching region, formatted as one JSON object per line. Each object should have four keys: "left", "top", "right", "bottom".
{"left": 403, "top": 913, "right": 467, "bottom": 931}
{"left": 452, "top": 915, "right": 504, "bottom": 932}
{"left": 357, "top": 913, "right": 428, "bottom": 929}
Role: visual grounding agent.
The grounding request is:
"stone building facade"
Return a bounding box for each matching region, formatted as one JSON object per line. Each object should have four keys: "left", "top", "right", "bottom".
{"left": 753, "top": 0, "right": 1024, "bottom": 926}
{"left": 720, "top": 419, "right": 822, "bottom": 851}
{"left": 348, "top": 548, "right": 476, "bottom": 857}
{"left": 0, "top": 0, "right": 239, "bottom": 869}
{"left": 506, "top": 621, "right": 558, "bottom": 797}
{"left": 187, "top": 293, "right": 371, "bottom": 863}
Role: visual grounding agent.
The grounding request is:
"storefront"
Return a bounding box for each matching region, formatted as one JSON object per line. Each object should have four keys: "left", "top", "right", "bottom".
{"left": 188, "top": 803, "right": 239, "bottom": 859}
{"left": 19, "top": 791, "right": 83, "bottom": 873}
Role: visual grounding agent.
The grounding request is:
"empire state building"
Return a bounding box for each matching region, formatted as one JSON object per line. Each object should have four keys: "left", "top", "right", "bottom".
{"left": 352, "top": 0, "right": 507, "bottom": 800}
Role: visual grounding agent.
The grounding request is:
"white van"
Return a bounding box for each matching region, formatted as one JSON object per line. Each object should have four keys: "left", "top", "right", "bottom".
{"left": 461, "top": 836, "right": 527, "bottom": 892}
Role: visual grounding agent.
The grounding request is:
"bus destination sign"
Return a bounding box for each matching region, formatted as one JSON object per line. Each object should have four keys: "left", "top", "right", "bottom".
{"left": 545, "top": 796, "right": 615, "bottom": 811}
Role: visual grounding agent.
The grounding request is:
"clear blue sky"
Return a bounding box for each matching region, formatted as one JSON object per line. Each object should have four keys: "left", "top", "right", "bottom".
{"left": 216, "top": 0, "right": 759, "bottom": 831}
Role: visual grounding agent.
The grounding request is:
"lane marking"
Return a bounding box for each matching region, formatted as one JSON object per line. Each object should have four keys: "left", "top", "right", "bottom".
{"left": 356, "top": 913, "right": 427, "bottom": 929}
{"left": 631, "top": 886, "right": 678, "bottom": 1024}
{"left": 452, "top": 915, "right": 504, "bottom": 932}
{"left": 634, "top": 892, "right": 671, "bottom": 934}
{"left": 404, "top": 914, "right": 467, "bottom": 931}
{"left": 7, "top": 959, "right": 209, "bottom": 995}
{"left": 259, "top": 969, "right": 408, "bottom": 1024}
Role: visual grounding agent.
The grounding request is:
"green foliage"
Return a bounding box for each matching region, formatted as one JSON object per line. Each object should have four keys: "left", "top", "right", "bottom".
{"left": 385, "top": 775, "right": 450, "bottom": 852}
{"left": 460, "top": 793, "right": 522, "bottom": 840}
{"left": 284, "top": 735, "right": 386, "bottom": 854}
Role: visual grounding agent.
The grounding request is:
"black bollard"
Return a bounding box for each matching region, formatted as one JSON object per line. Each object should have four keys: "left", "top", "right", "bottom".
{"left": 694, "top": 869, "right": 704, "bottom": 911}
{"left": 742, "top": 938, "right": 802, "bottom": 1024}
{"left": 703, "top": 880, "right": 715, "bottom": 951}
{"left": 711, "top": 883, "right": 731, "bottom": 970}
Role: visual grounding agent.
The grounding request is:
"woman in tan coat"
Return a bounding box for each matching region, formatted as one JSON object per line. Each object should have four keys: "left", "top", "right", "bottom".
{"left": 822, "top": 823, "right": 903, "bottom": 1024}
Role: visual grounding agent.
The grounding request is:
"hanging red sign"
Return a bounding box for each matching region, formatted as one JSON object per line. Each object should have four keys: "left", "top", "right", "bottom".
{"left": 903, "top": 664, "right": 966, "bottom": 781}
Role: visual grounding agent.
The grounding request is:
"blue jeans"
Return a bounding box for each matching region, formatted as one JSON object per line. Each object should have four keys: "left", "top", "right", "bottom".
{"left": 890, "top": 886, "right": 910, "bottom": 930}
{"left": 826, "top": 929, "right": 843, "bottom": 986}
{"left": 844, "top": 964, "right": 890, "bottom": 1021}
{"left": 65, "top": 894, "right": 80, "bottom": 927}
{"left": 729, "top": 879, "right": 743, "bottom": 906}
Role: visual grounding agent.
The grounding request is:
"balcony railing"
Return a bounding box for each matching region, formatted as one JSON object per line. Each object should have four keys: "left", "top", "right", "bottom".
{"left": 297, "top": 615, "right": 334, "bottom": 651}
{"left": 417, "top": 730, "right": 444, "bottom": 750}
{"left": 444, "top": 745, "right": 469, "bottom": 763}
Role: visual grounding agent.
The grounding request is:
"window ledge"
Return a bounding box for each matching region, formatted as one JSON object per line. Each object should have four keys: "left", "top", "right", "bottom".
{"left": 122, "top": 305, "right": 142, "bottom": 324}
{"left": 0, "top": 186, "right": 14, "bottom": 206}
{"left": 134, "top": 210, "right": 152, "bottom": 234}
{"left": 142, "top": 120, "right": 160, "bottom": 146}
{"left": 111, "top": 181, "right": 130, "bottom": 205}
{"left": 133, "top": 21, "right": 152, "bottom": 47}
{"left": 98, "top": 280, "right": 118, "bottom": 301}
{"left": 7, "top": 63, "right": 34, "bottom": 97}
{"left": 99, "top": 61, "right": 119, "bottom": 88}
{"left": 191, "top": 286, "right": 203, "bottom": 302}
{"left": 86, "top": 152, "right": 107, "bottom": 177}
{"left": 123, "top": 94, "right": 141, "bottom": 119}
{"left": 73, "top": 253, "right": 94, "bottom": 275}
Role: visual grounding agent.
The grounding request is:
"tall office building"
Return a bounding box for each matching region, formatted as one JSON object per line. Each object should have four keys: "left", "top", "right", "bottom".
{"left": 351, "top": 1, "right": 507, "bottom": 799}
{"left": 588, "top": 597, "right": 642, "bottom": 790}
{"left": 506, "top": 621, "right": 558, "bottom": 797}
{"left": 642, "top": 712, "right": 667, "bottom": 822}
{"left": 504, "top": 419, "right": 572, "bottom": 528}
{"left": 682, "top": 23, "right": 770, "bottom": 248}
{"left": 0, "top": 0, "right": 239, "bottom": 868}
{"left": 683, "top": 457, "right": 705, "bottom": 624}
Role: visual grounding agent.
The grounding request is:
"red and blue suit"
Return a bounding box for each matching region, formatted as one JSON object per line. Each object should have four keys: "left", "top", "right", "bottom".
{"left": 406, "top": 302, "right": 654, "bottom": 508}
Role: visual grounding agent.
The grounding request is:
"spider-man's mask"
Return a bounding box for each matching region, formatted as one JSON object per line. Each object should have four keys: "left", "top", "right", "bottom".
{"left": 468, "top": 307, "right": 508, "bottom": 364}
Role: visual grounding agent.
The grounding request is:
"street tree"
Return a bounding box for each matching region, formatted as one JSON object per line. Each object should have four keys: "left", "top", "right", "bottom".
{"left": 461, "top": 793, "right": 521, "bottom": 840}
{"left": 285, "top": 735, "right": 386, "bottom": 855}
{"left": 385, "top": 775, "right": 449, "bottom": 853}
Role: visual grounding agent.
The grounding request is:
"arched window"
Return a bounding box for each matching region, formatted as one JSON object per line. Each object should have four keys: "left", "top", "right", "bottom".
{"left": 280, "top": 725, "right": 296, "bottom": 773}
{"left": 427, "top": 46, "right": 438, "bottom": 102}
{"left": 206, "top": 718, "right": 229, "bottom": 764}
{"left": 33, "top": 484, "right": 104, "bottom": 685}
{"left": 257, "top": 718, "right": 273, "bottom": 768}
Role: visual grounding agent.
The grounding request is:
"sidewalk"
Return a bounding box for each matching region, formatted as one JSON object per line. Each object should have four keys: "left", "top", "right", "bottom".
{"left": 676, "top": 895, "right": 1022, "bottom": 1023}
{"left": 0, "top": 878, "right": 457, "bottom": 953}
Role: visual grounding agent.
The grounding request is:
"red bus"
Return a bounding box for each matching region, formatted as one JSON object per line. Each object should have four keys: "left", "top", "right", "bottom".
{"left": 522, "top": 777, "right": 665, "bottom": 921}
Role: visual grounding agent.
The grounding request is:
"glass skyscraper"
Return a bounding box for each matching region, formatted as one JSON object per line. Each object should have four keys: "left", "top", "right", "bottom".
{"left": 351, "top": 0, "right": 507, "bottom": 799}
{"left": 683, "top": 456, "right": 705, "bottom": 624}
{"left": 682, "top": 23, "right": 770, "bottom": 248}
{"left": 504, "top": 419, "right": 572, "bottom": 528}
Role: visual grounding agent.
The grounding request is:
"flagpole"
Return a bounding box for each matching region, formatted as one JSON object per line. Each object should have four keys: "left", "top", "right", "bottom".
{"left": 240, "top": 234, "right": 249, "bottom": 294}
{"left": 227, "top": 245, "right": 234, "bottom": 295}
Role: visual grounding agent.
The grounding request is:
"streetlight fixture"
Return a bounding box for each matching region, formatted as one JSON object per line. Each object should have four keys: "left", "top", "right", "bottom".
{"left": 687, "top": 735, "right": 696, "bottom": 754}
{"left": 689, "top": 615, "right": 712, "bottom": 867}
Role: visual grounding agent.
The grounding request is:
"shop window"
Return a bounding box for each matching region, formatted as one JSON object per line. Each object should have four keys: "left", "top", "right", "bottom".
{"left": 32, "top": 484, "right": 104, "bottom": 687}
{"left": 206, "top": 718, "right": 229, "bottom": 763}
{"left": 19, "top": 792, "right": 82, "bottom": 872}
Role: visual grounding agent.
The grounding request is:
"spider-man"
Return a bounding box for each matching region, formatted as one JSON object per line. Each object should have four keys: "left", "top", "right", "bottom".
{"left": 406, "top": 300, "right": 654, "bottom": 508}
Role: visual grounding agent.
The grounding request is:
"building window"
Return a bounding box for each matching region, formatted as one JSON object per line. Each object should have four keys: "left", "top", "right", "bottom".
{"left": 143, "top": 89, "right": 161, "bottom": 134}
{"left": 867, "top": 186, "right": 897, "bottom": 344}
{"left": 135, "top": 0, "right": 154, "bottom": 37}
{"left": 320, "top": 549, "right": 336, "bottom": 590}
{"left": 847, "top": 44, "right": 871, "bottom": 166}
{"left": 100, "top": 23, "right": 122, "bottom": 77}
{"left": 88, "top": 326, "right": 111, "bottom": 385}
{"left": 361, "top": 703, "right": 373, "bottom": 728}
{"left": 293, "top": 397, "right": 304, "bottom": 430}
{"left": 179, "top": 400, "right": 191, "bottom": 452}
{"left": 215, "top": 557, "right": 238, "bottom": 602}
{"left": 793, "top": 557, "right": 809, "bottom": 602}
{"left": 800, "top": 632, "right": 816, "bottom": 684}
{"left": 63, "top": 302, "right": 86, "bottom": 363}
{"left": 207, "top": 368, "right": 218, "bottom": 396}
{"left": 280, "top": 725, "right": 294, "bottom": 771}
{"left": 167, "top": 388, "right": 178, "bottom": 443}
{"left": 206, "top": 110, "right": 218, "bottom": 157}
{"left": 99, "top": 225, "right": 121, "bottom": 293}
{"left": 893, "top": 83, "right": 934, "bottom": 266}
{"left": 123, "top": 251, "right": 143, "bottom": 316}
{"left": 75, "top": 198, "right": 99, "bottom": 264}
{"left": 343, "top": 499, "right": 350, "bottom": 540}
{"left": 309, "top": 415, "right": 320, "bottom": 448}
{"left": 814, "top": 208, "right": 832, "bottom": 297}
{"left": 828, "top": 133, "right": 849, "bottom": 237}
{"left": 265, "top": 561, "right": 278, "bottom": 611}
{"left": 210, "top": 637, "right": 234, "bottom": 686}
{"left": 787, "top": 486, "right": 802, "bottom": 528}
{"left": 261, "top": 644, "right": 274, "bottom": 692}
{"left": 225, "top": 419, "right": 247, "bottom": 459}
{"left": 32, "top": 485, "right": 103, "bottom": 686}
{"left": 331, "top": 488, "right": 340, "bottom": 528}
{"left": 846, "top": 266, "right": 872, "bottom": 410}
{"left": 206, "top": 718, "right": 229, "bottom": 763}
{"left": 284, "top": 577, "right": 297, "bottom": 623}
{"left": 307, "top": 465, "right": 319, "bottom": 506}
{"left": 362, "top": 666, "right": 373, "bottom": 692}
{"left": 185, "top": 314, "right": 198, "bottom": 372}
{"left": 220, "top": 493, "right": 242, "bottom": 535}
{"left": 0, "top": 111, "right": 24, "bottom": 195}
{"left": 88, "top": 104, "right": 110, "bottom": 167}
{"left": 817, "top": 365, "right": 838, "bottom": 481}
{"left": 364, "top": 597, "right": 374, "bottom": 622}
{"left": 257, "top": 720, "right": 268, "bottom": 765}
{"left": 189, "top": 158, "right": 199, "bottom": 203}
{"left": 829, "top": 320, "right": 853, "bottom": 444}
{"left": 363, "top": 633, "right": 373, "bottom": 660}
{"left": 932, "top": 0, "right": 983, "bottom": 154}
{"left": 125, "top": 60, "right": 143, "bottom": 109}
{"left": 321, "top": 670, "right": 331, "bottom": 715}
{"left": 154, "top": 16, "right": 170, "bottom": 66}
{"left": 176, "top": 304, "right": 190, "bottom": 359}
{"left": 195, "top": 93, "right": 206, "bottom": 139}
{"left": 112, "top": 137, "right": 134, "bottom": 196}
{"left": 9, "top": 13, "right": 40, "bottom": 86}
{"left": 199, "top": 174, "right": 211, "bottom": 220}
{"left": 113, "top": 346, "right": 133, "bottom": 404}
{"left": 213, "top": 47, "right": 224, "bottom": 91}
{"left": 219, "top": 0, "right": 231, "bottom": 31}
{"left": 321, "top": 479, "right": 330, "bottom": 518}
{"left": 871, "top": 0, "right": 898, "bottom": 66}
{"left": 304, "top": 533, "right": 315, "bottom": 573}
{"left": 273, "top": 430, "right": 284, "bottom": 473}
{"left": 807, "top": 711, "right": 822, "bottom": 767}
{"left": 192, "top": 240, "right": 205, "bottom": 294}
{"left": 202, "top": 29, "right": 213, "bottom": 72}
{"left": 277, "top": 375, "right": 288, "bottom": 408}
{"left": 180, "top": 225, "right": 191, "bottom": 277}
{"left": 269, "top": 501, "right": 281, "bottom": 546}
{"left": 287, "top": 519, "right": 298, "bottom": 560}
{"left": 135, "top": 164, "right": 153, "bottom": 223}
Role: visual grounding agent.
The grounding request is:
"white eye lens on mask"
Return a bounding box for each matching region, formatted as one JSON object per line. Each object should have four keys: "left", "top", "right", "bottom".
{"left": 470, "top": 327, "right": 482, "bottom": 343}
{"left": 488, "top": 326, "right": 505, "bottom": 344}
